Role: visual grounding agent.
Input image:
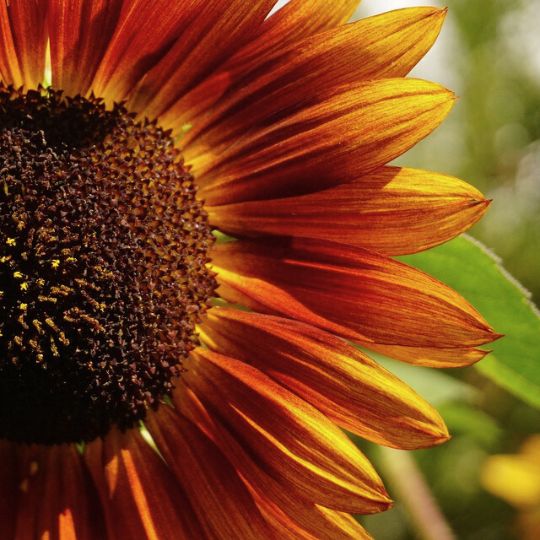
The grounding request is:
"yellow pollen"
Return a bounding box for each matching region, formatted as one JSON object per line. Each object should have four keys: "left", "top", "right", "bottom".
{"left": 45, "top": 318, "right": 60, "bottom": 332}
{"left": 32, "top": 320, "right": 44, "bottom": 334}
{"left": 50, "top": 338, "right": 59, "bottom": 357}
{"left": 17, "top": 315, "right": 28, "bottom": 329}
{"left": 6, "top": 237, "right": 16, "bottom": 246}
{"left": 50, "top": 285, "right": 72, "bottom": 296}
{"left": 51, "top": 259, "right": 60, "bottom": 269}
{"left": 13, "top": 271, "right": 24, "bottom": 279}
{"left": 38, "top": 295, "right": 58, "bottom": 304}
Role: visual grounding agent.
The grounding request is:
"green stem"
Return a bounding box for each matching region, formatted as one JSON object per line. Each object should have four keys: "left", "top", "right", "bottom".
{"left": 378, "top": 447, "right": 456, "bottom": 540}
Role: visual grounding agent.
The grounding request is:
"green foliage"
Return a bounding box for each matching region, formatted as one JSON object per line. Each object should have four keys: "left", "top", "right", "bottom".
{"left": 401, "top": 235, "right": 540, "bottom": 409}
{"left": 373, "top": 355, "right": 475, "bottom": 405}
{"left": 438, "top": 403, "right": 502, "bottom": 447}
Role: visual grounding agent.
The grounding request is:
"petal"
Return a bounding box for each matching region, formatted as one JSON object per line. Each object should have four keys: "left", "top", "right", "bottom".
{"left": 182, "top": 7, "right": 447, "bottom": 150}
{"left": 0, "top": 3, "right": 22, "bottom": 86}
{"left": 146, "top": 406, "right": 275, "bottom": 540}
{"left": 182, "top": 347, "right": 391, "bottom": 513}
{"left": 211, "top": 238, "right": 499, "bottom": 366}
{"left": 85, "top": 428, "right": 201, "bottom": 540}
{"left": 127, "top": 0, "right": 277, "bottom": 118}
{"left": 364, "top": 343, "right": 489, "bottom": 367}
{"left": 208, "top": 166, "right": 489, "bottom": 255}
{"left": 160, "top": 0, "right": 362, "bottom": 135}
{"left": 47, "top": 0, "right": 123, "bottom": 96}
{"left": 175, "top": 385, "right": 372, "bottom": 539}
{"left": 14, "top": 445, "right": 104, "bottom": 540}
{"left": 90, "top": 0, "right": 211, "bottom": 103}
{"left": 199, "top": 307, "right": 449, "bottom": 449}
{"left": 196, "top": 79, "right": 456, "bottom": 205}
{"left": 0, "top": 441, "right": 18, "bottom": 539}
{"left": 228, "top": 0, "right": 359, "bottom": 73}
{"left": 0, "top": 0, "right": 47, "bottom": 88}
{"left": 256, "top": 0, "right": 360, "bottom": 56}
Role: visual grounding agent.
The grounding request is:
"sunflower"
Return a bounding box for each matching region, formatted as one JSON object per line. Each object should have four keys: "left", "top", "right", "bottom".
{"left": 0, "top": 1, "right": 499, "bottom": 538}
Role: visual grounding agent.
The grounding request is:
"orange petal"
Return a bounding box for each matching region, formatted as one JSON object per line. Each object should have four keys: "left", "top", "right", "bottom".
{"left": 90, "top": 0, "right": 212, "bottom": 104}
{"left": 160, "top": 0, "right": 360, "bottom": 134}
{"left": 230, "top": 0, "right": 359, "bottom": 70}
{"left": 127, "top": 0, "right": 277, "bottom": 119}
{"left": 182, "top": 7, "right": 446, "bottom": 150}
{"left": 211, "top": 238, "right": 498, "bottom": 366}
{"left": 365, "top": 343, "right": 489, "bottom": 368}
{"left": 0, "top": 4, "right": 22, "bottom": 86}
{"left": 14, "top": 445, "right": 104, "bottom": 540}
{"left": 0, "top": 0, "right": 47, "bottom": 88}
{"left": 147, "top": 406, "right": 275, "bottom": 539}
{"left": 195, "top": 79, "right": 456, "bottom": 205}
{"left": 252, "top": 0, "right": 360, "bottom": 62}
{"left": 209, "top": 166, "right": 489, "bottom": 256}
{"left": 175, "top": 385, "right": 372, "bottom": 538}
{"left": 200, "top": 307, "right": 449, "bottom": 449}
{"left": 183, "top": 348, "right": 391, "bottom": 513}
{"left": 84, "top": 428, "right": 201, "bottom": 540}
{"left": 316, "top": 508, "right": 373, "bottom": 540}
{"left": 47, "top": 0, "right": 123, "bottom": 97}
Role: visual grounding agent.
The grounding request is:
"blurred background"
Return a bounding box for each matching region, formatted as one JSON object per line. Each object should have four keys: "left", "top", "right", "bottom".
{"left": 354, "top": 1, "right": 540, "bottom": 539}
{"left": 271, "top": 0, "right": 540, "bottom": 538}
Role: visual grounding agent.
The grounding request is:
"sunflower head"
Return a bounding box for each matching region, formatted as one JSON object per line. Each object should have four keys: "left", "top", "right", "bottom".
{"left": 0, "top": 85, "right": 216, "bottom": 445}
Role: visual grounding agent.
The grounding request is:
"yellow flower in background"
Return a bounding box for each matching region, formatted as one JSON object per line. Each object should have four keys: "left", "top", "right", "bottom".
{"left": 482, "top": 435, "right": 540, "bottom": 540}
{"left": 0, "top": 1, "right": 499, "bottom": 538}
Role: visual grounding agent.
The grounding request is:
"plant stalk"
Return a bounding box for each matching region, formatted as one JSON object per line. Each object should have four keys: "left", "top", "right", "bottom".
{"left": 378, "top": 447, "right": 456, "bottom": 540}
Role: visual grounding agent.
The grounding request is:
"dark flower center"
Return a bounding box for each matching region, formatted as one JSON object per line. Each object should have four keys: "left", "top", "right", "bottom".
{"left": 0, "top": 86, "right": 216, "bottom": 445}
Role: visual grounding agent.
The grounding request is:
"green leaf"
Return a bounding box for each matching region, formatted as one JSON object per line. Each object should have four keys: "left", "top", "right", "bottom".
{"left": 400, "top": 235, "right": 540, "bottom": 408}
{"left": 437, "top": 403, "right": 502, "bottom": 447}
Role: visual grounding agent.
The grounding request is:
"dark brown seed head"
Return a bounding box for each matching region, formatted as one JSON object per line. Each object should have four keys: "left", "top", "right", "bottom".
{"left": 0, "top": 85, "right": 216, "bottom": 444}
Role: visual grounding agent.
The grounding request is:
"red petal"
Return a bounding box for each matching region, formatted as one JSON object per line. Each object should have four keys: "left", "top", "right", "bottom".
{"left": 208, "top": 166, "right": 489, "bottom": 255}
{"left": 200, "top": 307, "right": 449, "bottom": 449}
{"left": 147, "top": 406, "right": 275, "bottom": 539}
{"left": 85, "top": 428, "right": 201, "bottom": 539}
{"left": 0, "top": 441, "right": 18, "bottom": 539}
{"left": 91, "top": 0, "right": 212, "bottom": 103}
{"left": 176, "top": 385, "right": 373, "bottom": 538}
{"left": 182, "top": 348, "right": 391, "bottom": 513}
{"left": 127, "top": 0, "right": 277, "bottom": 119}
{"left": 160, "top": 0, "right": 360, "bottom": 133}
{"left": 0, "top": 0, "right": 47, "bottom": 88}
{"left": 211, "top": 238, "right": 498, "bottom": 366}
{"left": 14, "top": 445, "right": 104, "bottom": 539}
{"left": 195, "top": 79, "right": 455, "bottom": 205}
{"left": 47, "top": 0, "right": 123, "bottom": 96}
{"left": 181, "top": 8, "right": 446, "bottom": 149}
